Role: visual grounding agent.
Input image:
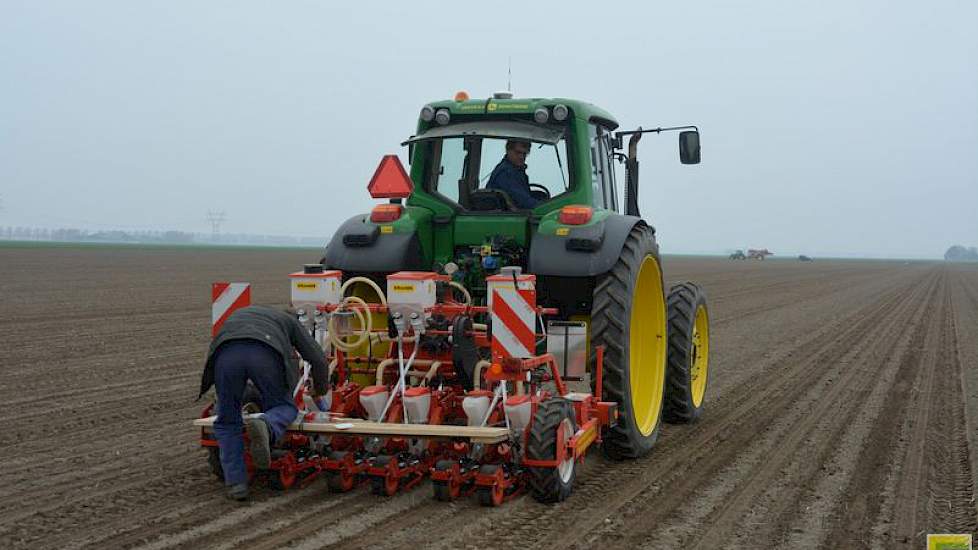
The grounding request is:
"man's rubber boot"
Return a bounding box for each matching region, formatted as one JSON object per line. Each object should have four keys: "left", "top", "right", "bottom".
{"left": 227, "top": 482, "right": 249, "bottom": 501}
{"left": 247, "top": 416, "right": 272, "bottom": 469}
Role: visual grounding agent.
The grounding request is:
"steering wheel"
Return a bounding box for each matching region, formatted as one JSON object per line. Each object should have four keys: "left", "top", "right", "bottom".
{"left": 528, "top": 183, "right": 551, "bottom": 200}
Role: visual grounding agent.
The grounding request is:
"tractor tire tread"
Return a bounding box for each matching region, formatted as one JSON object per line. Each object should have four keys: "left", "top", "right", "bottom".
{"left": 663, "top": 282, "right": 708, "bottom": 424}
{"left": 590, "top": 224, "right": 663, "bottom": 460}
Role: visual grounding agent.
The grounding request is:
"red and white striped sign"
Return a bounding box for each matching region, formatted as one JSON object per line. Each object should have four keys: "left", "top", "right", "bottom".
{"left": 487, "top": 274, "right": 536, "bottom": 360}
{"left": 212, "top": 282, "right": 251, "bottom": 337}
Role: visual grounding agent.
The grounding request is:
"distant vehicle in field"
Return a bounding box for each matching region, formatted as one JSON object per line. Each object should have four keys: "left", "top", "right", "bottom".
{"left": 798, "top": 255, "right": 813, "bottom": 262}
{"left": 729, "top": 249, "right": 747, "bottom": 260}
{"left": 748, "top": 248, "right": 773, "bottom": 260}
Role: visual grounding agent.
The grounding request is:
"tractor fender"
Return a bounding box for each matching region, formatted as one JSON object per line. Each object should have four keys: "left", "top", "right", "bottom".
{"left": 322, "top": 214, "right": 425, "bottom": 273}
{"left": 528, "top": 214, "right": 651, "bottom": 277}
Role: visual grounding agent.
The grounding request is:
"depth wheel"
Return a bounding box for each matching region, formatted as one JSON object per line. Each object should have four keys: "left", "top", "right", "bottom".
{"left": 591, "top": 225, "right": 668, "bottom": 459}
{"left": 526, "top": 399, "right": 577, "bottom": 503}
{"left": 271, "top": 468, "right": 296, "bottom": 491}
{"left": 370, "top": 456, "right": 399, "bottom": 496}
{"left": 326, "top": 451, "right": 356, "bottom": 492}
{"left": 664, "top": 282, "right": 710, "bottom": 423}
{"left": 326, "top": 470, "right": 355, "bottom": 492}
{"left": 206, "top": 447, "right": 224, "bottom": 481}
{"left": 432, "top": 460, "right": 461, "bottom": 502}
{"left": 370, "top": 475, "right": 399, "bottom": 496}
{"left": 476, "top": 465, "right": 505, "bottom": 507}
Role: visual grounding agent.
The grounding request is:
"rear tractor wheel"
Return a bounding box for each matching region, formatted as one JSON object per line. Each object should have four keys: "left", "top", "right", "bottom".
{"left": 591, "top": 225, "right": 668, "bottom": 459}
{"left": 664, "top": 283, "right": 710, "bottom": 423}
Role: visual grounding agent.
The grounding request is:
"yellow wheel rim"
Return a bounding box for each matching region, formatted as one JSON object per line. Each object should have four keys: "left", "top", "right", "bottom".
{"left": 629, "top": 255, "right": 667, "bottom": 436}
{"left": 690, "top": 304, "right": 710, "bottom": 408}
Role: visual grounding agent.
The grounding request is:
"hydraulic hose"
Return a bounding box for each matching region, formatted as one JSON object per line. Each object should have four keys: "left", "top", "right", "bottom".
{"left": 340, "top": 276, "right": 387, "bottom": 305}
{"left": 328, "top": 276, "right": 390, "bottom": 352}
{"left": 327, "top": 295, "right": 371, "bottom": 352}
{"left": 447, "top": 281, "right": 472, "bottom": 306}
{"left": 378, "top": 333, "right": 419, "bottom": 423}
{"left": 472, "top": 360, "right": 491, "bottom": 390}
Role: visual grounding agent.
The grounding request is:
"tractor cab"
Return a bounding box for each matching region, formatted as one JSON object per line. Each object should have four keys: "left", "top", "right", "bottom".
{"left": 403, "top": 120, "right": 571, "bottom": 212}
{"left": 323, "top": 93, "right": 700, "bottom": 307}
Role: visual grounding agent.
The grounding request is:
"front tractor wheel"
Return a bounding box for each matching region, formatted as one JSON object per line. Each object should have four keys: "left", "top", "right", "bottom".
{"left": 591, "top": 225, "right": 668, "bottom": 460}
{"left": 664, "top": 283, "right": 710, "bottom": 423}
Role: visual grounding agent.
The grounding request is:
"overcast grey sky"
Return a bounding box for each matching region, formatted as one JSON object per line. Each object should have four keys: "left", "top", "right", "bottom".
{"left": 1, "top": 1, "right": 975, "bottom": 258}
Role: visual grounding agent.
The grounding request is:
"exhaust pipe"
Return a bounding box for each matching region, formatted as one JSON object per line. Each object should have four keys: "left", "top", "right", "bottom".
{"left": 624, "top": 131, "right": 642, "bottom": 217}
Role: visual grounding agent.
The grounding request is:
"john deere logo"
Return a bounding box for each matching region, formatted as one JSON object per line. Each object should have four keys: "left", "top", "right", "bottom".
{"left": 295, "top": 282, "right": 318, "bottom": 291}
{"left": 928, "top": 534, "right": 972, "bottom": 550}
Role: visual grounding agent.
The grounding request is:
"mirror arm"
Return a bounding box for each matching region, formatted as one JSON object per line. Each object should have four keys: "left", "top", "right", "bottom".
{"left": 616, "top": 124, "right": 699, "bottom": 138}
{"left": 615, "top": 124, "right": 699, "bottom": 216}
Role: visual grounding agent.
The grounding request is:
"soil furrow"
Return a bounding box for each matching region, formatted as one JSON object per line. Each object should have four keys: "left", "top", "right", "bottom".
{"left": 2, "top": 246, "right": 974, "bottom": 550}
{"left": 583, "top": 267, "right": 939, "bottom": 549}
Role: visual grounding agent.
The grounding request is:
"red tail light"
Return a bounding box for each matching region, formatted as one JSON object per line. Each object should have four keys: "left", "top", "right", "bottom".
{"left": 558, "top": 205, "right": 593, "bottom": 225}
{"left": 370, "top": 204, "right": 402, "bottom": 223}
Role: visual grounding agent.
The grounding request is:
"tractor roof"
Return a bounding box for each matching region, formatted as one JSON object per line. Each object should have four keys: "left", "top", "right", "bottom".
{"left": 425, "top": 96, "right": 619, "bottom": 130}
{"left": 403, "top": 120, "right": 565, "bottom": 146}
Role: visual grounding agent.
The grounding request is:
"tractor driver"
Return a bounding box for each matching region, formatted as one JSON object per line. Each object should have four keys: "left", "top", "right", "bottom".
{"left": 486, "top": 139, "right": 540, "bottom": 209}
{"left": 198, "top": 305, "right": 331, "bottom": 501}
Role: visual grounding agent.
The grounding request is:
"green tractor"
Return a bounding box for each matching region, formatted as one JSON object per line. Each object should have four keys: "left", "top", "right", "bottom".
{"left": 323, "top": 92, "right": 710, "bottom": 459}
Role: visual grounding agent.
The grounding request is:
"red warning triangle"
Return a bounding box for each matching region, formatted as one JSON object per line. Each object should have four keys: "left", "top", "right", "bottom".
{"left": 367, "top": 155, "right": 414, "bottom": 199}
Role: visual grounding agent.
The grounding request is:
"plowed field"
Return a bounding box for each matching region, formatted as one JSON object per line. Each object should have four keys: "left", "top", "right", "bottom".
{"left": 2, "top": 246, "right": 977, "bottom": 549}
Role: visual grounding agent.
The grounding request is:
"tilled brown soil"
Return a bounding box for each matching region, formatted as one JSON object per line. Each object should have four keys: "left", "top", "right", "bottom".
{"left": 1, "top": 246, "right": 977, "bottom": 549}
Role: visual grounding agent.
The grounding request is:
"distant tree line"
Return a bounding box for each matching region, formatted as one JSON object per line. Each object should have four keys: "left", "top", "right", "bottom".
{"left": 945, "top": 245, "right": 978, "bottom": 262}
{"left": 0, "top": 226, "right": 323, "bottom": 247}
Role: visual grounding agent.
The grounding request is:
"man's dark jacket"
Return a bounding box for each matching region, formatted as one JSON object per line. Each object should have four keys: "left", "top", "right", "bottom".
{"left": 486, "top": 157, "right": 538, "bottom": 209}
{"left": 198, "top": 305, "right": 329, "bottom": 399}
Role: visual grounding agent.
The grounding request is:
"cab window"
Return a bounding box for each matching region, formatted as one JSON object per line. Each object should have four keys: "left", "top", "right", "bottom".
{"left": 431, "top": 137, "right": 466, "bottom": 203}
{"left": 425, "top": 133, "right": 571, "bottom": 210}
{"left": 477, "top": 139, "right": 569, "bottom": 199}
{"left": 589, "top": 124, "right": 618, "bottom": 212}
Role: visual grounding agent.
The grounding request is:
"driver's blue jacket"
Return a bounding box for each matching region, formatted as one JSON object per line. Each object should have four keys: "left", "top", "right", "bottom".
{"left": 486, "top": 157, "right": 539, "bottom": 209}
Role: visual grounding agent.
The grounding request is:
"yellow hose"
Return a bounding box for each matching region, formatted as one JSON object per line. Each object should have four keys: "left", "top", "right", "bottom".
{"left": 328, "top": 295, "right": 371, "bottom": 352}
{"left": 328, "top": 276, "right": 388, "bottom": 353}
{"left": 341, "top": 276, "right": 387, "bottom": 305}
{"left": 374, "top": 358, "right": 442, "bottom": 386}
{"left": 447, "top": 281, "right": 472, "bottom": 306}
{"left": 472, "top": 360, "right": 491, "bottom": 390}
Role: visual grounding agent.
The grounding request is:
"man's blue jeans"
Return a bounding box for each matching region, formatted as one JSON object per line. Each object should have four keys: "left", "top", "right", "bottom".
{"left": 212, "top": 340, "right": 299, "bottom": 486}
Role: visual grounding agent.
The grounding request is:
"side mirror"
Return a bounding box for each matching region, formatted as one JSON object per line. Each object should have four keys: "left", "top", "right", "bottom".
{"left": 679, "top": 130, "right": 701, "bottom": 164}
{"left": 407, "top": 138, "right": 415, "bottom": 164}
